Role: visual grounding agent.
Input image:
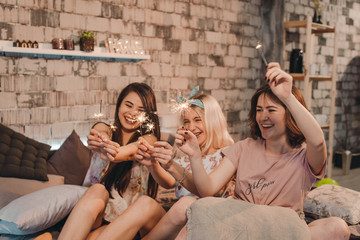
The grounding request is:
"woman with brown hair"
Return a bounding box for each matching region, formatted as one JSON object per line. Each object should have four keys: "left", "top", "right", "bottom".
{"left": 56, "top": 82, "right": 172, "bottom": 240}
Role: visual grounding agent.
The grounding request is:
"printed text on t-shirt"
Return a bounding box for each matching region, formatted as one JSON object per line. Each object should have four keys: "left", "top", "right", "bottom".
{"left": 245, "top": 178, "right": 275, "bottom": 195}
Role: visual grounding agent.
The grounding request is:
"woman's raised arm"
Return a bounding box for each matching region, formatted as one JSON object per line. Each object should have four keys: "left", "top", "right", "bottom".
{"left": 266, "top": 62, "right": 327, "bottom": 174}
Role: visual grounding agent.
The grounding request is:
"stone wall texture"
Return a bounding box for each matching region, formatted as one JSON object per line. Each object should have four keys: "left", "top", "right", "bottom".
{"left": 0, "top": 0, "right": 359, "bottom": 152}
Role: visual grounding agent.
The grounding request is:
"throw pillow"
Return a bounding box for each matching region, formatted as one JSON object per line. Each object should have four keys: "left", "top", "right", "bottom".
{"left": 0, "top": 184, "right": 87, "bottom": 235}
{"left": 47, "top": 130, "right": 92, "bottom": 185}
{"left": 303, "top": 184, "right": 360, "bottom": 225}
{"left": 0, "top": 124, "right": 51, "bottom": 181}
{"left": 186, "top": 197, "right": 311, "bottom": 240}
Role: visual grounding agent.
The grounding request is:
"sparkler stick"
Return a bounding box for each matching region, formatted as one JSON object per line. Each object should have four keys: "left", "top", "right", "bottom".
{"left": 93, "top": 99, "right": 104, "bottom": 119}
{"left": 255, "top": 41, "right": 268, "bottom": 66}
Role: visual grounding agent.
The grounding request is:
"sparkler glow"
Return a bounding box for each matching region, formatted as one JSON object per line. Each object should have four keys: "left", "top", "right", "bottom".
{"left": 110, "top": 124, "right": 117, "bottom": 132}
{"left": 255, "top": 41, "right": 268, "bottom": 66}
{"left": 170, "top": 99, "right": 191, "bottom": 113}
{"left": 93, "top": 113, "right": 104, "bottom": 118}
{"left": 135, "top": 111, "right": 156, "bottom": 135}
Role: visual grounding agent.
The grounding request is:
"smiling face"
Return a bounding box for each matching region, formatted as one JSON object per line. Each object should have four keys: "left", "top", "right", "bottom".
{"left": 255, "top": 93, "right": 287, "bottom": 143}
{"left": 183, "top": 107, "right": 206, "bottom": 147}
{"left": 118, "top": 91, "right": 145, "bottom": 133}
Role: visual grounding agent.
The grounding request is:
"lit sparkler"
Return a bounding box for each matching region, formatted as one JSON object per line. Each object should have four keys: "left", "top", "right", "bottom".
{"left": 93, "top": 99, "right": 104, "bottom": 119}
{"left": 136, "top": 111, "right": 156, "bottom": 135}
{"left": 93, "top": 113, "right": 104, "bottom": 118}
{"left": 255, "top": 41, "right": 268, "bottom": 66}
{"left": 170, "top": 99, "right": 191, "bottom": 113}
{"left": 110, "top": 124, "right": 117, "bottom": 132}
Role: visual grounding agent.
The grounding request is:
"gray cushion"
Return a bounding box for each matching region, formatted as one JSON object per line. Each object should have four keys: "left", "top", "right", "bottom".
{"left": 304, "top": 184, "right": 360, "bottom": 225}
{"left": 0, "top": 124, "right": 50, "bottom": 181}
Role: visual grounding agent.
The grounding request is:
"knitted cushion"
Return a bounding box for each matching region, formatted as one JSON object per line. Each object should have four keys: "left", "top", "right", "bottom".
{"left": 0, "top": 124, "right": 50, "bottom": 181}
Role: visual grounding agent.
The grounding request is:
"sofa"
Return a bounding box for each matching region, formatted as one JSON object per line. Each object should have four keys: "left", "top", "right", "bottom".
{"left": 1, "top": 123, "right": 360, "bottom": 240}
{"left": 0, "top": 124, "right": 178, "bottom": 240}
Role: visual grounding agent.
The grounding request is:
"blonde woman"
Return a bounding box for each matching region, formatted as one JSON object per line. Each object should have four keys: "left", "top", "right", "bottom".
{"left": 136, "top": 90, "right": 235, "bottom": 239}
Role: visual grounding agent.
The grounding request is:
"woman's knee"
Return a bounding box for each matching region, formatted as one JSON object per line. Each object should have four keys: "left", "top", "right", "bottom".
{"left": 133, "top": 196, "right": 163, "bottom": 214}
{"left": 79, "top": 184, "right": 109, "bottom": 210}
{"left": 309, "top": 217, "right": 350, "bottom": 240}
{"left": 168, "top": 196, "right": 196, "bottom": 222}
{"left": 329, "top": 217, "right": 350, "bottom": 240}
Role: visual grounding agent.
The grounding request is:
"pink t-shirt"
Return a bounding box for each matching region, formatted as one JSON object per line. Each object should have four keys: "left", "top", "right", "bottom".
{"left": 221, "top": 138, "right": 325, "bottom": 213}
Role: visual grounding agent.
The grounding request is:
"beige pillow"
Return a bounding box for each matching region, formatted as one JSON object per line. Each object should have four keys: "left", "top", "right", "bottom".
{"left": 0, "top": 174, "right": 64, "bottom": 196}
{"left": 187, "top": 197, "right": 311, "bottom": 240}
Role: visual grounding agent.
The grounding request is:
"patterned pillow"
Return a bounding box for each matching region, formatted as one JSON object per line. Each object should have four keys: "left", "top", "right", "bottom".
{"left": 303, "top": 184, "right": 360, "bottom": 225}
{"left": 0, "top": 124, "right": 51, "bottom": 181}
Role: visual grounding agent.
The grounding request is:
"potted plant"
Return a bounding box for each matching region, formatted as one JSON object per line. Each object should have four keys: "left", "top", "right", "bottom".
{"left": 79, "top": 31, "right": 95, "bottom": 52}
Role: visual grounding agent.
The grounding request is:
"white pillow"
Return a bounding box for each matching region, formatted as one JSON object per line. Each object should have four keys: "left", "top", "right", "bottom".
{"left": 0, "top": 185, "right": 87, "bottom": 235}
{"left": 304, "top": 184, "right": 360, "bottom": 225}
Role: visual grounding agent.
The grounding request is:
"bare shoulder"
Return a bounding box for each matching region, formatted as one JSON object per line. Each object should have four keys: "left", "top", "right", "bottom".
{"left": 92, "top": 122, "right": 110, "bottom": 134}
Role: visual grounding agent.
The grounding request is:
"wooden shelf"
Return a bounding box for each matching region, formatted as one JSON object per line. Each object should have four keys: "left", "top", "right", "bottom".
{"left": 283, "top": 16, "right": 338, "bottom": 178}
{"left": 290, "top": 73, "right": 332, "bottom": 81}
{"left": 284, "top": 20, "right": 335, "bottom": 34}
{"left": 0, "top": 40, "right": 150, "bottom": 62}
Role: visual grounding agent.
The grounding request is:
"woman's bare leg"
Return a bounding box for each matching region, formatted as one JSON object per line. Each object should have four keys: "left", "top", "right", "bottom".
{"left": 96, "top": 195, "right": 166, "bottom": 240}
{"left": 309, "top": 216, "right": 350, "bottom": 240}
{"left": 143, "top": 196, "right": 196, "bottom": 240}
{"left": 175, "top": 226, "right": 187, "bottom": 240}
{"left": 58, "top": 184, "right": 109, "bottom": 240}
{"left": 86, "top": 225, "right": 107, "bottom": 240}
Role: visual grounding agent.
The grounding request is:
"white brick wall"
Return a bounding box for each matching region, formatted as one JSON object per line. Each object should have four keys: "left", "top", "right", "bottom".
{"left": 0, "top": 0, "right": 358, "bottom": 150}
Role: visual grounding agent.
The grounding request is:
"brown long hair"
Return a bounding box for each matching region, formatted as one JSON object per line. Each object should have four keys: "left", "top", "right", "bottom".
{"left": 101, "top": 83, "right": 160, "bottom": 199}
{"left": 248, "top": 84, "right": 307, "bottom": 148}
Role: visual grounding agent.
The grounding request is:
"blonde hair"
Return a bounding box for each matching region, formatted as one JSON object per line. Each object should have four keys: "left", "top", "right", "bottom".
{"left": 187, "top": 94, "right": 234, "bottom": 155}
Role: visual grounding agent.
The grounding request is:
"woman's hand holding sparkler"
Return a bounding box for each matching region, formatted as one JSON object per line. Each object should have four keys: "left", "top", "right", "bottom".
{"left": 135, "top": 137, "right": 156, "bottom": 167}
{"left": 87, "top": 128, "right": 120, "bottom": 162}
{"left": 265, "top": 62, "right": 293, "bottom": 102}
{"left": 175, "top": 126, "right": 202, "bottom": 160}
{"left": 149, "top": 141, "right": 175, "bottom": 170}
{"left": 100, "top": 139, "right": 121, "bottom": 162}
{"left": 87, "top": 128, "right": 108, "bottom": 152}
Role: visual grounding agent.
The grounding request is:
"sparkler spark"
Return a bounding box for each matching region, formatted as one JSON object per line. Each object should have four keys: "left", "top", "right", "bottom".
{"left": 136, "top": 112, "right": 148, "bottom": 124}
{"left": 110, "top": 124, "right": 117, "bottom": 132}
{"left": 93, "top": 113, "right": 104, "bottom": 118}
{"left": 255, "top": 41, "right": 268, "bottom": 66}
{"left": 170, "top": 99, "right": 191, "bottom": 114}
{"left": 135, "top": 111, "right": 156, "bottom": 135}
